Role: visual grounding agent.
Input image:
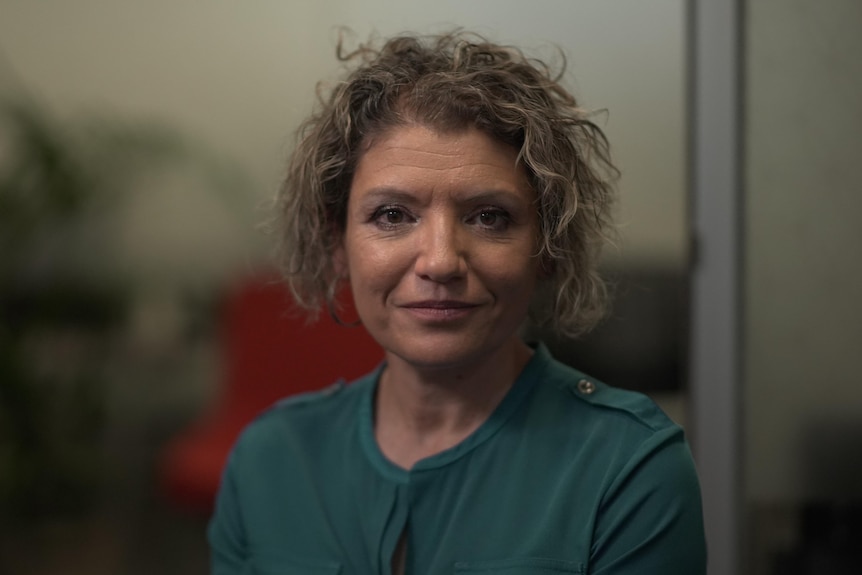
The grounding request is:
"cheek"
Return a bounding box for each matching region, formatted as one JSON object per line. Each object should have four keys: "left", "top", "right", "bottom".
{"left": 484, "top": 245, "right": 540, "bottom": 282}
{"left": 490, "top": 258, "right": 540, "bottom": 311}
{"left": 500, "top": 269, "right": 538, "bottom": 302}
{"left": 346, "top": 241, "right": 410, "bottom": 296}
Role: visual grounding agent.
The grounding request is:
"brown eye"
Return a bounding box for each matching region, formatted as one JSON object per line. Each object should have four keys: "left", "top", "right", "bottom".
{"left": 385, "top": 209, "right": 404, "bottom": 224}
{"left": 473, "top": 208, "right": 510, "bottom": 231}
{"left": 479, "top": 211, "right": 498, "bottom": 226}
{"left": 372, "top": 206, "right": 412, "bottom": 228}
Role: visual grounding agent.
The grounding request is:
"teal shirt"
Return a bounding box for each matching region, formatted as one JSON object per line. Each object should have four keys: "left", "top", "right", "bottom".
{"left": 208, "top": 343, "right": 706, "bottom": 574}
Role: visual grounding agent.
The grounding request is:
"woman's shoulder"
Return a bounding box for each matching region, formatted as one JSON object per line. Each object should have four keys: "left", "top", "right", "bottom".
{"left": 232, "top": 369, "right": 377, "bottom": 456}
{"left": 529, "top": 343, "right": 682, "bottom": 438}
{"left": 526, "top": 346, "right": 700, "bottom": 518}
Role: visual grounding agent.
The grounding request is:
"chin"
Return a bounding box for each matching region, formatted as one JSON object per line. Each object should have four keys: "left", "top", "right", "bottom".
{"left": 384, "top": 333, "right": 516, "bottom": 372}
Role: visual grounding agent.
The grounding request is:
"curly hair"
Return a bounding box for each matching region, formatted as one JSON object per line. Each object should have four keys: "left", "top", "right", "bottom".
{"left": 274, "top": 30, "right": 618, "bottom": 336}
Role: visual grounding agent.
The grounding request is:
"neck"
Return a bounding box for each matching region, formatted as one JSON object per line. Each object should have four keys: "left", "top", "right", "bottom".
{"left": 374, "top": 337, "right": 533, "bottom": 469}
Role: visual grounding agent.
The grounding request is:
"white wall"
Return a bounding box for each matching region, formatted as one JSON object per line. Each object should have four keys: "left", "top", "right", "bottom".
{"left": 745, "top": 0, "right": 862, "bottom": 501}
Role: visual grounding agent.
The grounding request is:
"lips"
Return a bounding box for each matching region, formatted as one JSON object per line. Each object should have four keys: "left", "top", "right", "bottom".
{"left": 404, "top": 300, "right": 477, "bottom": 309}
{"left": 400, "top": 300, "right": 480, "bottom": 321}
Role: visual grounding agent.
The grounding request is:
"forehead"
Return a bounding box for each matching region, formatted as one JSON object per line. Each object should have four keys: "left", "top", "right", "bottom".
{"left": 350, "top": 124, "right": 531, "bottom": 201}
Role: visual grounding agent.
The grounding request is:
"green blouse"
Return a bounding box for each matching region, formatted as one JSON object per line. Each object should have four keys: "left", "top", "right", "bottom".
{"left": 208, "top": 343, "right": 706, "bottom": 574}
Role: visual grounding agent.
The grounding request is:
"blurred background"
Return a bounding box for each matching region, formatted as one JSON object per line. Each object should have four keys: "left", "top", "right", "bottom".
{"left": 0, "top": 1, "right": 859, "bottom": 574}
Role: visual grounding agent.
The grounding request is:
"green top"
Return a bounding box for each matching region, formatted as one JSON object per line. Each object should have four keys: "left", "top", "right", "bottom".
{"left": 208, "top": 343, "right": 706, "bottom": 575}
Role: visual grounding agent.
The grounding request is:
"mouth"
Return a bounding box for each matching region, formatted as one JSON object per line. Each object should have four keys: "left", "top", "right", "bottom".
{"left": 404, "top": 300, "right": 477, "bottom": 309}
{"left": 400, "top": 300, "right": 480, "bottom": 321}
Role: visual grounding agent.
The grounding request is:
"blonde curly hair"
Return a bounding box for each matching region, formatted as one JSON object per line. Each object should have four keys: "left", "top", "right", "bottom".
{"left": 274, "top": 31, "right": 618, "bottom": 336}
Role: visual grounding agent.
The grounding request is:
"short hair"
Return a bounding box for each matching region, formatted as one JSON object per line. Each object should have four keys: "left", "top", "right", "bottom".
{"left": 273, "top": 30, "right": 618, "bottom": 336}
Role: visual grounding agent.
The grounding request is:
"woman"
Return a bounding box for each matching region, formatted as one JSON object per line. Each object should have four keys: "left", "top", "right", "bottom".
{"left": 209, "top": 32, "right": 706, "bottom": 574}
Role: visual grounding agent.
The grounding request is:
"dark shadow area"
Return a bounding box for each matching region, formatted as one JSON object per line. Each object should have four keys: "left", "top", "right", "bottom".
{"left": 0, "top": 408, "right": 210, "bottom": 575}
{"left": 770, "top": 504, "right": 862, "bottom": 575}
{"left": 527, "top": 265, "right": 688, "bottom": 393}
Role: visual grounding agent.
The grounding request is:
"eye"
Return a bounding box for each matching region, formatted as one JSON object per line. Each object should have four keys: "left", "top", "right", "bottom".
{"left": 470, "top": 208, "right": 511, "bottom": 231}
{"left": 382, "top": 209, "right": 404, "bottom": 224}
{"left": 479, "top": 211, "right": 500, "bottom": 227}
{"left": 371, "top": 205, "right": 413, "bottom": 229}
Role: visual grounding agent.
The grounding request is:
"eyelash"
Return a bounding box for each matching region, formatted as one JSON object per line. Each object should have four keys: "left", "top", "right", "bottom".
{"left": 371, "top": 205, "right": 414, "bottom": 229}
{"left": 369, "top": 205, "right": 512, "bottom": 232}
{"left": 469, "top": 208, "right": 511, "bottom": 232}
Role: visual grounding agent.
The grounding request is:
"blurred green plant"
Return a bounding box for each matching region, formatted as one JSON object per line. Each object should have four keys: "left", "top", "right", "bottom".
{"left": 0, "top": 98, "right": 246, "bottom": 520}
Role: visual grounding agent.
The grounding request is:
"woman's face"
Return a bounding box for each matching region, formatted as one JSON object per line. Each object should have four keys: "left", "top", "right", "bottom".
{"left": 339, "top": 124, "right": 540, "bottom": 371}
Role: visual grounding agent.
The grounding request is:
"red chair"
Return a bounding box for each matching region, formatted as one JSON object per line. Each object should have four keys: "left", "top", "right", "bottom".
{"left": 159, "top": 274, "right": 383, "bottom": 513}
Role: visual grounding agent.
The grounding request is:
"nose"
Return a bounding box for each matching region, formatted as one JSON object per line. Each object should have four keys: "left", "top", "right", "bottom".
{"left": 414, "top": 214, "right": 466, "bottom": 283}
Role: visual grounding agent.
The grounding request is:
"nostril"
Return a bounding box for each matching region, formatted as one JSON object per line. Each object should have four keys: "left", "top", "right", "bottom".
{"left": 415, "top": 248, "right": 466, "bottom": 282}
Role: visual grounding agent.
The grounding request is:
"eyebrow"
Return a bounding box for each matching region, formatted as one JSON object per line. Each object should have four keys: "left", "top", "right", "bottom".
{"left": 357, "top": 187, "right": 418, "bottom": 205}
{"left": 458, "top": 189, "right": 529, "bottom": 206}
{"left": 357, "top": 186, "right": 530, "bottom": 206}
